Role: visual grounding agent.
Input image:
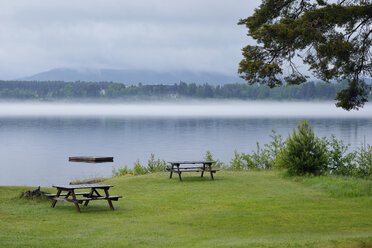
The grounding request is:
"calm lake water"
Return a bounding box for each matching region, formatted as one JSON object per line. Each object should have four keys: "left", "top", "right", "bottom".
{"left": 1, "top": 102, "right": 371, "bottom": 186}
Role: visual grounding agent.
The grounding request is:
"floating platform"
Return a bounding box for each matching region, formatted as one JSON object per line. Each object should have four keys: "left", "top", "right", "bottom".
{"left": 68, "top": 156, "right": 114, "bottom": 163}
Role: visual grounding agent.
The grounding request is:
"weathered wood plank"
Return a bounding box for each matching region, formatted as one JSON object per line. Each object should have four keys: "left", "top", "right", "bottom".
{"left": 167, "top": 169, "right": 218, "bottom": 172}
{"left": 168, "top": 161, "right": 215, "bottom": 164}
{"left": 44, "top": 192, "right": 91, "bottom": 198}
{"left": 52, "top": 196, "right": 121, "bottom": 202}
{"left": 90, "top": 196, "right": 122, "bottom": 201}
{"left": 52, "top": 184, "right": 112, "bottom": 189}
{"left": 69, "top": 156, "right": 113, "bottom": 163}
{"left": 52, "top": 197, "right": 92, "bottom": 203}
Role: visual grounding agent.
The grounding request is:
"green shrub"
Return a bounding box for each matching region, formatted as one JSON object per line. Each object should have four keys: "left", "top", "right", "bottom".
{"left": 264, "top": 130, "right": 285, "bottom": 167}
{"left": 230, "top": 149, "right": 246, "bottom": 170}
{"left": 355, "top": 144, "right": 372, "bottom": 178}
{"left": 325, "top": 137, "right": 372, "bottom": 178}
{"left": 277, "top": 120, "right": 328, "bottom": 176}
{"left": 230, "top": 130, "right": 285, "bottom": 170}
{"left": 133, "top": 159, "right": 148, "bottom": 175}
{"left": 326, "top": 135, "right": 357, "bottom": 176}
{"left": 113, "top": 154, "right": 166, "bottom": 177}
{"left": 112, "top": 165, "right": 133, "bottom": 177}
{"left": 147, "top": 153, "right": 166, "bottom": 173}
{"left": 243, "top": 142, "right": 272, "bottom": 169}
{"left": 204, "top": 150, "right": 225, "bottom": 168}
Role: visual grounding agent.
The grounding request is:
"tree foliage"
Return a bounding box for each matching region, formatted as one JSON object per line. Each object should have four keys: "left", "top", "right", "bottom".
{"left": 238, "top": 0, "right": 372, "bottom": 110}
{"left": 1, "top": 80, "right": 366, "bottom": 101}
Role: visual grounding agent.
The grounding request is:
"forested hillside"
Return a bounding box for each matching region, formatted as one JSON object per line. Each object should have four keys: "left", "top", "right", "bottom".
{"left": 0, "top": 80, "right": 370, "bottom": 101}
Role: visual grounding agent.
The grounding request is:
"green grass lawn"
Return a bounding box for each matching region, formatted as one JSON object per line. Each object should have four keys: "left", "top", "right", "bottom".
{"left": 0, "top": 171, "right": 371, "bottom": 247}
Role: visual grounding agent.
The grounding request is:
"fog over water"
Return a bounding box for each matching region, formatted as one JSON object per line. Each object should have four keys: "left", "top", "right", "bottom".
{"left": 0, "top": 101, "right": 371, "bottom": 118}
{"left": 0, "top": 101, "right": 371, "bottom": 186}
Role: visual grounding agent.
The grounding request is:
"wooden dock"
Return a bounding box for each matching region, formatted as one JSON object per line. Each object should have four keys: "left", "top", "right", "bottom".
{"left": 68, "top": 156, "right": 114, "bottom": 163}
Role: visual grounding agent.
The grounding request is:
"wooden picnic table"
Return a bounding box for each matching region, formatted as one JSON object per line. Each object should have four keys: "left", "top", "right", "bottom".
{"left": 47, "top": 184, "right": 121, "bottom": 213}
{"left": 167, "top": 161, "right": 218, "bottom": 181}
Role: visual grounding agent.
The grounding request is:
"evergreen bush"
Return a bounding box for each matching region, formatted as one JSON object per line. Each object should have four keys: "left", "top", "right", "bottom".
{"left": 277, "top": 120, "right": 328, "bottom": 176}
{"left": 204, "top": 150, "right": 225, "bottom": 168}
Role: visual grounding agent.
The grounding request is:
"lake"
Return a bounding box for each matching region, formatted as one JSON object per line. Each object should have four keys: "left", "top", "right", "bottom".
{"left": 1, "top": 101, "right": 371, "bottom": 186}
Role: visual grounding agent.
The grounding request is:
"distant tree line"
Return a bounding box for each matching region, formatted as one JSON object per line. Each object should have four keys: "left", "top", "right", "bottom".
{"left": 0, "top": 80, "right": 370, "bottom": 101}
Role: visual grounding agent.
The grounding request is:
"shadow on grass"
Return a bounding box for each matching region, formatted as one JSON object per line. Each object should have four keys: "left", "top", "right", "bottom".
{"left": 51, "top": 203, "right": 124, "bottom": 214}
{"left": 169, "top": 176, "right": 220, "bottom": 183}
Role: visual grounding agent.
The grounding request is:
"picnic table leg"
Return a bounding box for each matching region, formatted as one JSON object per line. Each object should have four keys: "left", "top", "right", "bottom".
{"left": 84, "top": 188, "right": 94, "bottom": 206}
{"left": 51, "top": 189, "right": 61, "bottom": 208}
{"left": 209, "top": 164, "right": 214, "bottom": 180}
{"left": 93, "top": 189, "right": 101, "bottom": 196}
{"left": 71, "top": 190, "right": 81, "bottom": 213}
{"left": 65, "top": 191, "right": 71, "bottom": 198}
{"left": 169, "top": 164, "right": 174, "bottom": 179}
{"left": 201, "top": 163, "right": 206, "bottom": 178}
{"left": 104, "top": 188, "right": 115, "bottom": 210}
{"left": 177, "top": 164, "right": 182, "bottom": 181}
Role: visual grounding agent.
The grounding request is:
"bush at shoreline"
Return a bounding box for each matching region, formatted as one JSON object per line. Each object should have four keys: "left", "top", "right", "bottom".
{"left": 113, "top": 120, "right": 372, "bottom": 179}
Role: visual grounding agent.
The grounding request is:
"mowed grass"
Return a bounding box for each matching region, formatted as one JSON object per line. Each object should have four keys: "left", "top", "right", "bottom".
{"left": 0, "top": 171, "right": 371, "bottom": 248}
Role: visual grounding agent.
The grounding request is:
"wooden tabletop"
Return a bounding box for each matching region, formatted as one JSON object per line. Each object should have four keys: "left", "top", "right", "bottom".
{"left": 52, "top": 184, "right": 113, "bottom": 189}
{"left": 168, "top": 161, "right": 216, "bottom": 164}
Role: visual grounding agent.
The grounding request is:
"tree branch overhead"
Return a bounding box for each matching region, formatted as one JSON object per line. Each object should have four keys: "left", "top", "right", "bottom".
{"left": 238, "top": 0, "right": 372, "bottom": 110}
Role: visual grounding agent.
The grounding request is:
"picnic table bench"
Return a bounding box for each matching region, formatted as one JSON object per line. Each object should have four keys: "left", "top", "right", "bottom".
{"left": 167, "top": 161, "right": 218, "bottom": 181}
{"left": 47, "top": 184, "right": 121, "bottom": 213}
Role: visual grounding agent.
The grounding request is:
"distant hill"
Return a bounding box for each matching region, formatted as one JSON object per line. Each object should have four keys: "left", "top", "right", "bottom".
{"left": 19, "top": 68, "right": 245, "bottom": 85}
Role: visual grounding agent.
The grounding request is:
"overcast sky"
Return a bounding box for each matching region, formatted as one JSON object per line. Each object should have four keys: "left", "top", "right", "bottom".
{"left": 0, "top": 0, "right": 261, "bottom": 79}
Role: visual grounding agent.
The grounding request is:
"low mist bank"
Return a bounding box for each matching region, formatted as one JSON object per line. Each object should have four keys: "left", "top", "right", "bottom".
{"left": 0, "top": 102, "right": 371, "bottom": 118}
